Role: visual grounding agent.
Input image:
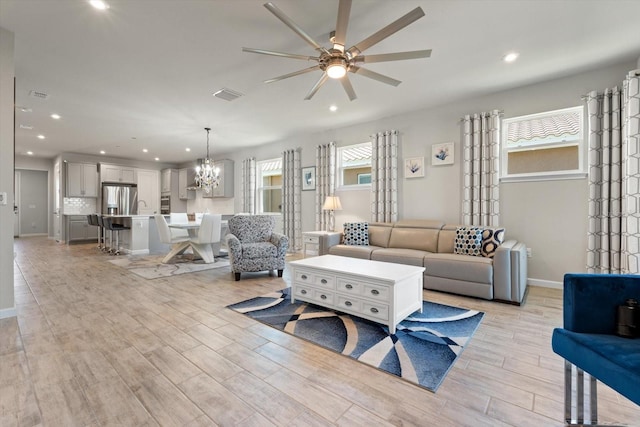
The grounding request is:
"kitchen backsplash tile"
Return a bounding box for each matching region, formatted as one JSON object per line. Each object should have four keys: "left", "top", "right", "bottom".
{"left": 63, "top": 198, "right": 97, "bottom": 215}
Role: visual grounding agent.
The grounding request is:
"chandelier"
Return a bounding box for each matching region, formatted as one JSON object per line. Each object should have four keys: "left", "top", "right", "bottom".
{"left": 194, "top": 127, "right": 220, "bottom": 193}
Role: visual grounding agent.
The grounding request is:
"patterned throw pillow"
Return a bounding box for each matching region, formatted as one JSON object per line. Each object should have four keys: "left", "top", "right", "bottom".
{"left": 481, "top": 228, "right": 506, "bottom": 258}
{"left": 454, "top": 227, "right": 483, "bottom": 256}
{"left": 343, "top": 222, "right": 369, "bottom": 246}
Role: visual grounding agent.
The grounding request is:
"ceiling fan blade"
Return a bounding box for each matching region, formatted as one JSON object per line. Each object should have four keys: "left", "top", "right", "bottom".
{"left": 243, "top": 47, "right": 318, "bottom": 61}
{"left": 304, "top": 73, "right": 329, "bottom": 100}
{"left": 350, "top": 66, "right": 401, "bottom": 87}
{"left": 333, "top": 0, "right": 352, "bottom": 51}
{"left": 340, "top": 75, "right": 357, "bottom": 101}
{"left": 264, "top": 2, "right": 327, "bottom": 53}
{"left": 264, "top": 65, "right": 321, "bottom": 84}
{"left": 347, "top": 7, "right": 425, "bottom": 58}
{"left": 355, "top": 49, "right": 432, "bottom": 63}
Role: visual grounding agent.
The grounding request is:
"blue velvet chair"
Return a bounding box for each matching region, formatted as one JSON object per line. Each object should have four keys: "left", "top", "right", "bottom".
{"left": 552, "top": 273, "right": 640, "bottom": 425}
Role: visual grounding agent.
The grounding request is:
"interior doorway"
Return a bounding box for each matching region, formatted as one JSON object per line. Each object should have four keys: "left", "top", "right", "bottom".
{"left": 15, "top": 169, "right": 49, "bottom": 236}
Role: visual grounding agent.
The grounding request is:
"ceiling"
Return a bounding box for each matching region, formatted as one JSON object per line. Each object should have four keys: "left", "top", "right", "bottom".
{"left": 2, "top": 0, "right": 640, "bottom": 163}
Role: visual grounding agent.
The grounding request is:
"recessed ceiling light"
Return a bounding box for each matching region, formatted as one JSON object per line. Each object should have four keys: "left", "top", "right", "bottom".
{"left": 27, "top": 151, "right": 33, "bottom": 155}
{"left": 185, "top": 148, "right": 191, "bottom": 152}
{"left": 155, "top": 157, "right": 160, "bottom": 161}
{"left": 329, "top": 105, "right": 338, "bottom": 112}
{"left": 503, "top": 52, "right": 519, "bottom": 63}
{"left": 50, "top": 113, "right": 61, "bottom": 120}
{"left": 37, "top": 134, "right": 45, "bottom": 139}
{"left": 100, "top": 150, "right": 106, "bottom": 154}
{"left": 89, "top": 0, "right": 109, "bottom": 10}
{"left": 142, "top": 148, "right": 148, "bottom": 153}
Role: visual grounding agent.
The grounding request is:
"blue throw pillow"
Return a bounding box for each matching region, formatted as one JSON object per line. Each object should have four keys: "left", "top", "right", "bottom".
{"left": 343, "top": 222, "right": 369, "bottom": 246}
{"left": 481, "top": 228, "right": 505, "bottom": 258}
{"left": 454, "top": 226, "right": 483, "bottom": 256}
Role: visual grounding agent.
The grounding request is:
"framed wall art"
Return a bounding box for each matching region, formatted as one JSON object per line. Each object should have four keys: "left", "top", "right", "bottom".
{"left": 404, "top": 157, "right": 424, "bottom": 178}
{"left": 432, "top": 142, "right": 454, "bottom": 166}
{"left": 302, "top": 166, "right": 316, "bottom": 191}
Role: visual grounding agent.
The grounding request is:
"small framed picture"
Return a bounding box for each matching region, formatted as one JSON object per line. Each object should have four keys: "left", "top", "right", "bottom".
{"left": 432, "top": 142, "right": 454, "bottom": 166}
{"left": 302, "top": 166, "right": 316, "bottom": 191}
{"left": 404, "top": 157, "right": 424, "bottom": 178}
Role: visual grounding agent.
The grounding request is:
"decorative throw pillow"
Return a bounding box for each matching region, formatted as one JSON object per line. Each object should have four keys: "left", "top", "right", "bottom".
{"left": 481, "top": 228, "right": 506, "bottom": 258}
{"left": 343, "top": 222, "right": 369, "bottom": 246}
{"left": 454, "top": 226, "right": 483, "bottom": 256}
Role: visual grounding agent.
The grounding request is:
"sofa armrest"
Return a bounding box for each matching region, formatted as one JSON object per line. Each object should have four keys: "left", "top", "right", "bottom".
{"left": 493, "top": 240, "right": 515, "bottom": 301}
{"left": 270, "top": 232, "right": 289, "bottom": 256}
{"left": 563, "top": 273, "right": 640, "bottom": 334}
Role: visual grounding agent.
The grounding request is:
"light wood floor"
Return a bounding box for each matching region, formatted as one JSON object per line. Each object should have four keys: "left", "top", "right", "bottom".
{"left": 2, "top": 237, "right": 639, "bottom": 427}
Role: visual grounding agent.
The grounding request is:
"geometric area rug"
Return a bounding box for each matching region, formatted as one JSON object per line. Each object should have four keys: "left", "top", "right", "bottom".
{"left": 108, "top": 255, "right": 230, "bottom": 279}
{"left": 227, "top": 287, "right": 484, "bottom": 392}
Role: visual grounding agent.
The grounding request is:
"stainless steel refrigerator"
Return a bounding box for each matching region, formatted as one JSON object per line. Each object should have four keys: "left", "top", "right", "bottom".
{"left": 102, "top": 183, "right": 138, "bottom": 215}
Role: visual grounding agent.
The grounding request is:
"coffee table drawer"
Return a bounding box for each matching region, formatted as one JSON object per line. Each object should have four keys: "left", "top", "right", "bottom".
{"left": 294, "top": 285, "right": 314, "bottom": 299}
{"left": 363, "top": 284, "right": 390, "bottom": 301}
{"left": 336, "top": 295, "right": 362, "bottom": 312}
{"left": 313, "top": 289, "right": 334, "bottom": 305}
{"left": 362, "top": 302, "right": 389, "bottom": 321}
{"left": 336, "top": 278, "right": 365, "bottom": 295}
{"left": 295, "top": 270, "right": 335, "bottom": 289}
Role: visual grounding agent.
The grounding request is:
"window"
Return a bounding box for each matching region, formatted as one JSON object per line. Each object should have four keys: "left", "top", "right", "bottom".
{"left": 256, "top": 158, "right": 282, "bottom": 213}
{"left": 338, "top": 142, "right": 372, "bottom": 188}
{"left": 501, "top": 106, "right": 585, "bottom": 181}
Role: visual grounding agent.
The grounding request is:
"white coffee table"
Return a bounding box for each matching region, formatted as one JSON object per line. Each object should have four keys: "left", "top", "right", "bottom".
{"left": 289, "top": 255, "right": 425, "bottom": 334}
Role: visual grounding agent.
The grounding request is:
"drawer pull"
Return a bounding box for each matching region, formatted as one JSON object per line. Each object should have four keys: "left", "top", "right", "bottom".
{"left": 320, "top": 294, "right": 327, "bottom": 300}
{"left": 371, "top": 289, "right": 380, "bottom": 295}
{"left": 301, "top": 274, "right": 308, "bottom": 280}
{"left": 321, "top": 279, "right": 328, "bottom": 284}
{"left": 301, "top": 289, "right": 307, "bottom": 295}
{"left": 345, "top": 301, "right": 352, "bottom": 307}
{"left": 345, "top": 284, "right": 353, "bottom": 289}
{"left": 370, "top": 307, "right": 379, "bottom": 313}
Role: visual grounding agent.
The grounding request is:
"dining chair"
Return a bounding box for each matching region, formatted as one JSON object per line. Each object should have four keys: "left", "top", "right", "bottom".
{"left": 168, "top": 212, "right": 189, "bottom": 239}
{"left": 189, "top": 213, "right": 222, "bottom": 264}
{"left": 154, "top": 214, "right": 191, "bottom": 263}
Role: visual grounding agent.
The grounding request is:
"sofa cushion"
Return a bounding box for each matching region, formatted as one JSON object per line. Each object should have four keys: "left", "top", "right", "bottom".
{"left": 370, "top": 248, "right": 428, "bottom": 267}
{"left": 388, "top": 227, "right": 440, "bottom": 252}
{"left": 368, "top": 223, "right": 393, "bottom": 248}
{"left": 241, "top": 242, "right": 277, "bottom": 259}
{"left": 343, "top": 222, "right": 369, "bottom": 246}
{"left": 438, "top": 225, "right": 458, "bottom": 253}
{"left": 328, "top": 244, "right": 378, "bottom": 259}
{"left": 454, "top": 227, "right": 483, "bottom": 256}
{"left": 481, "top": 228, "right": 506, "bottom": 258}
{"left": 424, "top": 253, "right": 493, "bottom": 284}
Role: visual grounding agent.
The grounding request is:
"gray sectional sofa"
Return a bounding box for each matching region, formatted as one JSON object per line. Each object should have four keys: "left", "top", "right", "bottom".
{"left": 327, "top": 219, "right": 528, "bottom": 304}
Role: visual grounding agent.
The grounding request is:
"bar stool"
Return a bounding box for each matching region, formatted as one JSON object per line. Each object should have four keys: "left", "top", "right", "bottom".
{"left": 103, "top": 217, "right": 130, "bottom": 255}
{"left": 87, "top": 214, "right": 102, "bottom": 250}
{"left": 96, "top": 214, "right": 108, "bottom": 252}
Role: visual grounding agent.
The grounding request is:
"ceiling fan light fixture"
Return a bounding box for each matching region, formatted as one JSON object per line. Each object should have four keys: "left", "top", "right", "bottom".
{"left": 326, "top": 58, "right": 347, "bottom": 79}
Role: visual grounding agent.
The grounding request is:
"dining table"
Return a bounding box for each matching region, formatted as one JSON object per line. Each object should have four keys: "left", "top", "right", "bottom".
{"left": 167, "top": 220, "right": 229, "bottom": 258}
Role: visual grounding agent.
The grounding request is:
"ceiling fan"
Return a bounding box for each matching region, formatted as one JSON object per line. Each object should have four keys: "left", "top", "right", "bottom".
{"left": 243, "top": 0, "right": 432, "bottom": 101}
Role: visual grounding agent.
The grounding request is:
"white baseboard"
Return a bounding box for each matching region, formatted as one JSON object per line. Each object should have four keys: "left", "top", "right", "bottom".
{"left": 125, "top": 249, "right": 149, "bottom": 256}
{"left": 0, "top": 307, "right": 17, "bottom": 319}
{"left": 528, "top": 278, "right": 563, "bottom": 289}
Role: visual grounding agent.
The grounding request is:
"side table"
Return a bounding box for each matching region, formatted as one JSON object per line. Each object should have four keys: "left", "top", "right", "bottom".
{"left": 302, "top": 231, "right": 342, "bottom": 258}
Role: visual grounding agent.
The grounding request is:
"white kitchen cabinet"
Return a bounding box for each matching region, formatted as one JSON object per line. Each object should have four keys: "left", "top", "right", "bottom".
{"left": 136, "top": 169, "right": 160, "bottom": 215}
{"left": 203, "top": 159, "right": 234, "bottom": 198}
{"left": 66, "top": 162, "right": 98, "bottom": 197}
{"left": 101, "top": 164, "right": 137, "bottom": 183}
{"left": 161, "top": 169, "right": 172, "bottom": 193}
{"left": 66, "top": 215, "right": 98, "bottom": 243}
{"left": 178, "top": 168, "right": 195, "bottom": 200}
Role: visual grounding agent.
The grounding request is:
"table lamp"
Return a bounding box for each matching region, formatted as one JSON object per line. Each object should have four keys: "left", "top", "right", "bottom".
{"left": 322, "top": 195, "right": 342, "bottom": 232}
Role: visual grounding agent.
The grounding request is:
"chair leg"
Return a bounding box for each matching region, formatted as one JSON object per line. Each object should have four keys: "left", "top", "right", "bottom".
{"left": 564, "top": 360, "right": 598, "bottom": 425}
{"left": 234, "top": 272, "right": 241, "bottom": 281}
{"left": 191, "top": 242, "right": 214, "bottom": 264}
{"left": 277, "top": 269, "right": 283, "bottom": 277}
{"left": 162, "top": 242, "right": 191, "bottom": 264}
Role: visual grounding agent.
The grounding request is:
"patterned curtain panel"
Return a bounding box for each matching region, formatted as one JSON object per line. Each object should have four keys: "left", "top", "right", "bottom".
{"left": 587, "top": 70, "right": 640, "bottom": 273}
{"left": 282, "top": 149, "right": 301, "bottom": 252}
{"left": 241, "top": 157, "right": 256, "bottom": 214}
{"left": 370, "top": 130, "right": 398, "bottom": 223}
{"left": 461, "top": 110, "right": 501, "bottom": 227}
{"left": 315, "top": 141, "right": 336, "bottom": 231}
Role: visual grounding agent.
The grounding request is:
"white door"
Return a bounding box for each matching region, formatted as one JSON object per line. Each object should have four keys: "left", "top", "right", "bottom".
{"left": 14, "top": 171, "right": 20, "bottom": 237}
{"left": 54, "top": 162, "right": 62, "bottom": 242}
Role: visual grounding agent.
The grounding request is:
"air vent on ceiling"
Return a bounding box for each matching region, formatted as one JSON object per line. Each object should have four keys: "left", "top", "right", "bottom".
{"left": 19, "top": 124, "right": 34, "bottom": 130}
{"left": 213, "top": 88, "right": 243, "bottom": 101}
{"left": 29, "top": 90, "right": 49, "bottom": 100}
{"left": 16, "top": 106, "right": 32, "bottom": 113}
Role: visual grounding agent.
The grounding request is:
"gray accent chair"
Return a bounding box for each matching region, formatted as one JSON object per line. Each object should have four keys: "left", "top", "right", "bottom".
{"left": 225, "top": 215, "right": 289, "bottom": 281}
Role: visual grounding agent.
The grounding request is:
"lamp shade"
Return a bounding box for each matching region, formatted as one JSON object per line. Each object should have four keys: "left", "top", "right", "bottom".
{"left": 322, "top": 196, "right": 342, "bottom": 211}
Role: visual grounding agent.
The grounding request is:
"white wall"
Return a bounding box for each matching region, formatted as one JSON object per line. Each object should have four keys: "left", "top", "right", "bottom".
{"left": 217, "top": 59, "right": 636, "bottom": 285}
{"left": 0, "top": 27, "right": 15, "bottom": 318}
